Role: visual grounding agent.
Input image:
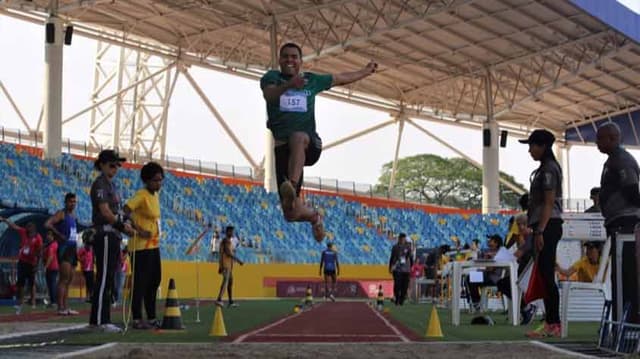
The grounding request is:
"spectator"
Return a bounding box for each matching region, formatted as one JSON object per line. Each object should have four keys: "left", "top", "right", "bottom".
{"left": 505, "top": 193, "right": 529, "bottom": 249}
{"left": 210, "top": 227, "right": 219, "bottom": 260}
{"left": 520, "top": 129, "right": 564, "bottom": 338}
{"left": 585, "top": 187, "right": 601, "bottom": 213}
{"left": 319, "top": 242, "right": 339, "bottom": 302}
{"left": 45, "top": 192, "right": 80, "bottom": 316}
{"left": 0, "top": 218, "right": 42, "bottom": 314}
{"left": 409, "top": 257, "right": 426, "bottom": 302}
{"left": 215, "top": 226, "right": 244, "bottom": 307}
{"left": 466, "top": 234, "right": 503, "bottom": 313}
{"left": 389, "top": 233, "right": 413, "bottom": 306}
{"left": 556, "top": 242, "right": 601, "bottom": 282}
{"left": 77, "top": 240, "right": 94, "bottom": 303}
{"left": 43, "top": 230, "right": 59, "bottom": 309}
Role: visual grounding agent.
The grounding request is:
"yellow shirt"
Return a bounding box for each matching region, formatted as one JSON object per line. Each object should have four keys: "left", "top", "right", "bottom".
{"left": 126, "top": 189, "right": 161, "bottom": 251}
{"left": 571, "top": 257, "right": 599, "bottom": 282}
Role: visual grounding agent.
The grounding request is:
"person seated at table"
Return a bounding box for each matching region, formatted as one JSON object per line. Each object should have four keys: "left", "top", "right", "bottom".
{"left": 556, "top": 242, "right": 601, "bottom": 282}
{"left": 496, "top": 214, "right": 538, "bottom": 325}
{"left": 466, "top": 235, "right": 503, "bottom": 312}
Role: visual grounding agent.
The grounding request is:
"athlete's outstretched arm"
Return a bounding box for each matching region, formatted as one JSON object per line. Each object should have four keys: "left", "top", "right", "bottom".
{"left": 332, "top": 61, "right": 377, "bottom": 87}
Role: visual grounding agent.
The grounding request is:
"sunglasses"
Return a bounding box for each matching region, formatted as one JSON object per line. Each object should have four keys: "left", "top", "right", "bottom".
{"left": 108, "top": 162, "right": 122, "bottom": 169}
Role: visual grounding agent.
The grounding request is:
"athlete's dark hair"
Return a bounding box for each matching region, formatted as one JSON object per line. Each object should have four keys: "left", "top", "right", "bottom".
{"left": 140, "top": 162, "right": 164, "bottom": 183}
{"left": 64, "top": 192, "right": 76, "bottom": 202}
{"left": 280, "top": 43, "right": 302, "bottom": 58}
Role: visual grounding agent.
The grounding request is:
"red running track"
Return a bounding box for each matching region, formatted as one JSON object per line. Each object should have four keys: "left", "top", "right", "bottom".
{"left": 233, "top": 302, "right": 419, "bottom": 343}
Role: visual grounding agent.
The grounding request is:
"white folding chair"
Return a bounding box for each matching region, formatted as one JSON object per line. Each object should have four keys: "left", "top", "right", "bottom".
{"left": 560, "top": 237, "right": 611, "bottom": 338}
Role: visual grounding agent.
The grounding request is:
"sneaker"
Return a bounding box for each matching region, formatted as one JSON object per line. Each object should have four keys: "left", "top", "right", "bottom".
{"left": 279, "top": 180, "right": 296, "bottom": 212}
{"left": 525, "top": 322, "right": 560, "bottom": 338}
{"left": 66, "top": 309, "right": 79, "bottom": 315}
{"left": 132, "top": 320, "right": 153, "bottom": 330}
{"left": 14, "top": 305, "right": 22, "bottom": 315}
{"left": 100, "top": 323, "right": 123, "bottom": 333}
{"left": 329, "top": 294, "right": 336, "bottom": 302}
{"left": 520, "top": 305, "right": 537, "bottom": 326}
{"left": 228, "top": 302, "right": 239, "bottom": 308}
{"left": 471, "top": 303, "right": 481, "bottom": 313}
{"left": 311, "top": 213, "right": 325, "bottom": 243}
{"left": 148, "top": 319, "right": 161, "bottom": 329}
{"left": 215, "top": 300, "right": 224, "bottom": 307}
{"left": 57, "top": 310, "right": 69, "bottom": 316}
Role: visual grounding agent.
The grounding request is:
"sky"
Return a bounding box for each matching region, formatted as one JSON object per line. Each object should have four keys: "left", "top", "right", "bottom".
{"left": 1, "top": 2, "right": 640, "bottom": 206}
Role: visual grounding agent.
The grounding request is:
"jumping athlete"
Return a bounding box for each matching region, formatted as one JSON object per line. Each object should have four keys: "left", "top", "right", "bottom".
{"left": 260, "top": 42, "right": 377, "bottom": 242}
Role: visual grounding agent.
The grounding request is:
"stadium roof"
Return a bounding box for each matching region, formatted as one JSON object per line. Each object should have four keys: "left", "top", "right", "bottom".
{"left": 1, "top": 0, "right": 640, "bottom": 141}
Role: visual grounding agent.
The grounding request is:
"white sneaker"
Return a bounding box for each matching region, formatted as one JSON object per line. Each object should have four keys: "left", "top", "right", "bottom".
{"left": 228, "top": 302, "right": 239, "bottom": 308}
{"left": 100, "top": 324, "right": 122, "bottom": 333}
{"left": 14, "top": 305, "right": 22, "bottom": 315}
{"left": 329, "top": 294, "right": 336, "bottom": 302}
{"left": 215, "top": 300, "right": 224, "bottom": 307}
{"left": 66, "top": 309, "right": 79, "bottom": 315}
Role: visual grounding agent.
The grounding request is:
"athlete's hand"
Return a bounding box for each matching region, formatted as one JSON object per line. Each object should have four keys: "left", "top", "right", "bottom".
{"left": 365, "top": 61, "right": 378, "bottom": 74}
{"left": 287, "top": 74, "right": 305, "bottom": 89}
{"left": 123, "top": 223, "right": 135, "bottom": 236}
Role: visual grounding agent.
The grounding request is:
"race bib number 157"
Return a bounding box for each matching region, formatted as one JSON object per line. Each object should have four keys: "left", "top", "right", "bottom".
{"left": 280, "top": 90, "right": 308, "bottom": 113}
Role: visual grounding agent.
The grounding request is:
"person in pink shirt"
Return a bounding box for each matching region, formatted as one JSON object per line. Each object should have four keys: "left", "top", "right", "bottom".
{"left": 409, "top": 259, "right": 425, "bottom": 303}
{"left": 0, "top": 217, "right": 43, "bottom": 314}
{"left": 43, "top": 230, "right": 59, "bottom": 309}
{"left": 77, "top": 241, "right": 94, "bottom": 303}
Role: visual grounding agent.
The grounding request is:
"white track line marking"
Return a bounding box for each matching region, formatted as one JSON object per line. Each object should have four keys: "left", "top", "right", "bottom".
{"left": 254, "top": 334, "right": 399, "bottom": 338}
{"left": 529, "top": 340, "right": 596, "bottom": 359}
{"left": 367, "top": 304, "right": 410, "bottom": 342}
{"left": 232, "top": 304, "right": 324, "bottom": 343}
{"left": 54, "top": 343, "right": 117, "bottom": 359}
{"left": 0, "top": 324, "right": 87, "bottom": 341}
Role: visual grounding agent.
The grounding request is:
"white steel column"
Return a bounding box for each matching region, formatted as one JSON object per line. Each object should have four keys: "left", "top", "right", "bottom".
{"left": 264, "top": 19, "right": 278, "bottom": 192}
{"left": 43, "top": 13, "right": 64, "bottom": 159}
{"left": 388, "top": 115, "right": 405, "bottom": 192}
{"left": 483, "top": 73, "right": 500, "bottom": 214}
{"left": 555, "top": 143, "right": 571, "bottom": 201}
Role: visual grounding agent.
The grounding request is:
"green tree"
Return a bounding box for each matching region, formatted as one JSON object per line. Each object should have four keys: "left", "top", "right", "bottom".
{"left": 375, "top": 154, "right": 526, "bottom": 209}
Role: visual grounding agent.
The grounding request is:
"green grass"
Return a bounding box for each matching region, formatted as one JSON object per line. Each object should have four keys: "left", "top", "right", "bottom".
{"left": 1, "top": 300, "right": 298, "bottom": 344}
{"left": 388, "top": 303, "right": 600, "bottom": 342}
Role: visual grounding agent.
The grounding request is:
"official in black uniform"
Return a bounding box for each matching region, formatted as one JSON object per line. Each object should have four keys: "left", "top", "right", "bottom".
{"left": 89, "top": 150, "right": 132, "bottom": 332}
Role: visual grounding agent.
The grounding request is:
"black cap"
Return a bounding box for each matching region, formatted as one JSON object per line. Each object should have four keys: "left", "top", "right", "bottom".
{"left": 518, "top": 129, "right": 555, "bottom": 146}
{"left": 94, "top": 149, "right": 126, "bottom": 169}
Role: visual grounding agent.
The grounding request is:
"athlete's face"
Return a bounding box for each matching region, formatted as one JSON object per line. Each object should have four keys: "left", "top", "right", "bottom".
{"left": 279, "top": 46, "right": 302, "bottom": 76}
{"left": 528, "top": 143, "right": 545, "bottom": 161}
{"left": 146, "top": 173, "right": 164, "bottom": 193}
{"left": 65, "top": 197, "right": 77, "bottom": 212}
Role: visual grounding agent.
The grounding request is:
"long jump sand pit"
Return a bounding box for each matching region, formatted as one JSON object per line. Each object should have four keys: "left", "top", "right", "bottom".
{"left": 88, "top": 342, "right": 585, "bottom": 359}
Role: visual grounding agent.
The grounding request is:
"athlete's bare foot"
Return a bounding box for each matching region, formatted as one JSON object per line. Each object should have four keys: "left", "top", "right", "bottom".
{"left": 312, "top": 212, "right": 325, "bottom": 243}
{"left": 279, "top": 180, "right": 296, "bottom": 212}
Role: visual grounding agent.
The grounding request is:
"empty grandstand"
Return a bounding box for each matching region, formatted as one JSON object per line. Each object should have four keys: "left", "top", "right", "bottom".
{"left": 0, "top": 142, "right": 509, "bottom": 265}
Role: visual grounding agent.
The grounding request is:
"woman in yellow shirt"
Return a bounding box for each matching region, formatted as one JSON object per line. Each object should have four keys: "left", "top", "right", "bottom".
{"left": 124, "top": 162, "right": 164, "bottom": 330}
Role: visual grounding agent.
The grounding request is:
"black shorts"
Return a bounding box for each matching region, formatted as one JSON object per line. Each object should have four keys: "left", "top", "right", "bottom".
{"left": 58, "top": 241, "right": 78, "bottom": 267}
{"left": 16, "top": 261, "right": 35, "bottom": 288}
{"left": 275, "top": 133, "right": 322, "bottom": 198}
{"left": 324, "top": 270, "right": 336, "bottom": 277}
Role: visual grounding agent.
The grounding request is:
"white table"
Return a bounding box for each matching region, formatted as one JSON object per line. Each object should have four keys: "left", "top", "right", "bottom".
{"left": 450, "top": 260, "right": 519, "bottom": 326}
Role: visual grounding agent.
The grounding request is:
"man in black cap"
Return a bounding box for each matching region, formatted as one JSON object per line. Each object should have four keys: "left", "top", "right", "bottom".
{"left": 596, "top": 122, "right": 640, "bottom": 323}
{"left": 585, "top": 187, "right": 601, "bottom": 213}
{"left": 89, "top": 149, "right": 133, "bottom": 332}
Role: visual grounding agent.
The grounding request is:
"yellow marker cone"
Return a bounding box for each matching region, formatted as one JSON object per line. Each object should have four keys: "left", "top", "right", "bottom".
{"left": 159, "top": 278, "right": 185, "bottom": 331}
{"left": 425, "top": 306, "right": 443, "bottom": 338}
{"left": 209, "top": 306, "right": 227, "bottom": 336}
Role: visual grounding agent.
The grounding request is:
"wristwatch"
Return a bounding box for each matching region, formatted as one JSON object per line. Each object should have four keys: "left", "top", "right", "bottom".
{"left": 533, "top": 228, "right": 544, "bottom": 235}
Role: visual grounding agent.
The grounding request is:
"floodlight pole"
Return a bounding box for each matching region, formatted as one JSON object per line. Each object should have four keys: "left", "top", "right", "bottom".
{"left": 263, "top": 18, "right": 278, "bottom": 192}
{"left": 43, "top": 0, "right": 63, "bottom": 159}
{"left": 482, "top": 71, "right": 500, "bottom": 214}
